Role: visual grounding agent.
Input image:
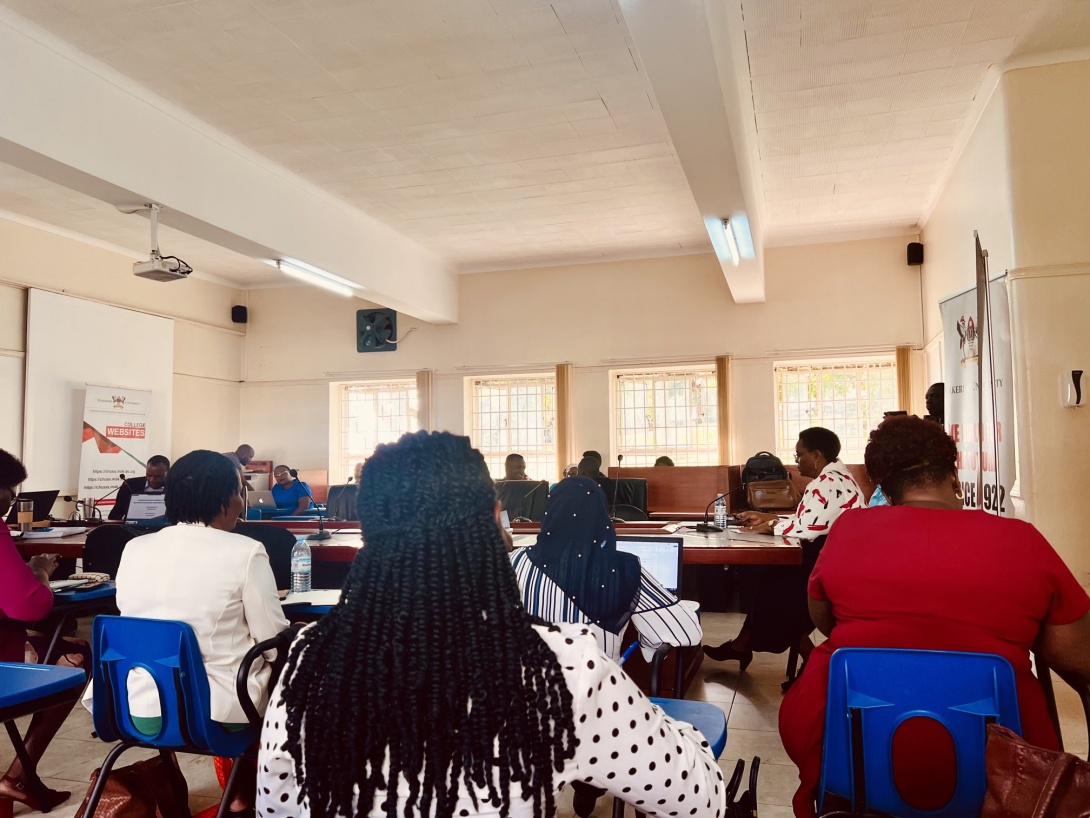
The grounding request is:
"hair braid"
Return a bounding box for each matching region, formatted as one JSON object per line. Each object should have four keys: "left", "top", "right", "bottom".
{"left": 279, "top": 431, "right": 575, "bottom": 818}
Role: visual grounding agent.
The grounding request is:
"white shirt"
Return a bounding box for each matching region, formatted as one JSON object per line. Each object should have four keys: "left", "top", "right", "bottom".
{"left": 114, "top": 523, "right": 289, "bottom": 723}
{"left": 772, "top": 460, "right": 864, "bottom": 540}
{"left": 510, "top": 549, "right": 702, "bottom": 662}
{"left": 257, "top": 623, "right": 726, "bottom": 818}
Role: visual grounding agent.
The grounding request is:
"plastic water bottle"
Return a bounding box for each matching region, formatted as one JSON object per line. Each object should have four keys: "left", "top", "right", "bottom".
{"left": 713, "top": 496, "right": 728, "bottom": 529}
{"left": 290, "top": 538, "right": 312, "bottom": 594}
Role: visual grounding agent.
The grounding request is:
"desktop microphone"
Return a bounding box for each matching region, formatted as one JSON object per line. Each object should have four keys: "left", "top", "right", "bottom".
{"left": 610, "top": 454, "right": 623, "bottom": 517}
{"left": 695, "top": 486, "right": 745, "bottom": 533}
{"left": 513, "top": 479, "right": 549, "bottom": 522}
{"left": 289, "top": 469, "right": 330, "bottom": 541}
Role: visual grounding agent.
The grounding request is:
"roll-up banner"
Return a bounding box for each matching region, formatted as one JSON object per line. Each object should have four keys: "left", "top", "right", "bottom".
{"left": 938, "top": 239, "right": 1015, "bottom": 516}
{"left": 78, "top": 385, "right": 151, "bottom": 505}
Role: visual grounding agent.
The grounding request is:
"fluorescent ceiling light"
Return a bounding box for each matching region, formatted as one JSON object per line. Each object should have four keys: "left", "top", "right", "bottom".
{"left": 276, "top": 259, "right": 357, "bottom": 297}
{"left": 704, "top": 217, "right": 739, "bottom": 266}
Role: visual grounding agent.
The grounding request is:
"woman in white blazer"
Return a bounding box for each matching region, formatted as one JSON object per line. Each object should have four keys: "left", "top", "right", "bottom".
{"left": 115, "top": 449, "right": 289, "bottom": 816}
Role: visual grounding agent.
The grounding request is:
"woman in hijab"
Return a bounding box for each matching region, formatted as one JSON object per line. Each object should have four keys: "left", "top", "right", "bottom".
{"left": 511, "top": 476, "right": 701, "bottom": 662}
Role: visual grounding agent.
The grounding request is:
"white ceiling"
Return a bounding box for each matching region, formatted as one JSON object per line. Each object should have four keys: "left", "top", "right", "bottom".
{"left": 742, "top": 0, "right": 1090, "bottom": 244}
{"left": 0, "top": 0, "right": 708, "bottom": 275}
{"left": 0, "top": 161, "right": 275, "bottom": 286}
{"left": 0, "top": 0, "right": 1089, "bottom": 288}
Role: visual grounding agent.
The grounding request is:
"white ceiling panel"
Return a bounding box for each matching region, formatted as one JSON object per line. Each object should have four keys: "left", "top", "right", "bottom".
{"left": 2, "top": 0, "right": 1090, "bottom": 274}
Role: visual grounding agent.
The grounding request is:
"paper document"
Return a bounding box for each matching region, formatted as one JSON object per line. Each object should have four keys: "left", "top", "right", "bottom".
{"left": 282, "top": 589, "right": 342, "bottom": 606}
{"left": 22, "top": 527, "right": 87, "bottom": 539}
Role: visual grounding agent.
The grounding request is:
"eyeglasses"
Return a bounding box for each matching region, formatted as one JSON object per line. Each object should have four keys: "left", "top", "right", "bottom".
{"left": 793, "top": 451, "right": 805, "bottom": 463}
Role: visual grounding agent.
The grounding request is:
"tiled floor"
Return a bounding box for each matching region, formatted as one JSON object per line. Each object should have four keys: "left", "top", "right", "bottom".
{"left": 3, "top": 613, "right": 1087, "bottom": 818}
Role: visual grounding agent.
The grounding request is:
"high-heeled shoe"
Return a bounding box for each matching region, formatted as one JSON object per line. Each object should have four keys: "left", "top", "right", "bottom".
{"left": 702, "top": 640, "right": 753, "bottom": 671}
{"left": 0, "top": 774, "right": 71, "bottom": 816}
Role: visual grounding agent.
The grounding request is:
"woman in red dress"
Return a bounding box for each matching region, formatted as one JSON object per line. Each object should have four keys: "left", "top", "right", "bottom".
{"left": 779, "top": 416, "right": 1090, "bottom": 818}
{"left": 0, "top": 449, "right": 84, "bottom": 813}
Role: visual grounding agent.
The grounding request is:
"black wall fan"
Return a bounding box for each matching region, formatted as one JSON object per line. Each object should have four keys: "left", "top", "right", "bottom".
{"left": 356, "top": 309, "right": 397, "bottom": 352}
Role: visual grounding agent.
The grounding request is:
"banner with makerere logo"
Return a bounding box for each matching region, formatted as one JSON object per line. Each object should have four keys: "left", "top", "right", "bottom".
{"left": 78, "top": 385, "right": 151, "bottom": 506}
{"left": 939, "top": 275, "right": 1016, "bottom": 516}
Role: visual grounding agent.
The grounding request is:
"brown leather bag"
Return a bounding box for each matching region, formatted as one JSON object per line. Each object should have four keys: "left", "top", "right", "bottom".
{"left": 746, "top": 479, "right": 800, "bottom": 512}
{"left": 982, "top": 724, "right": 1090, "bottom": 818}
{"left": 74, "top": 754, "right": 190, "bottom": 818}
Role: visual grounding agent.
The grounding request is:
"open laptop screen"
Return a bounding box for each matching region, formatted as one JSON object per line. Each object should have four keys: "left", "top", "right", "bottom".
{"left": 5, "top": 490, "right": 59, "bottom": 526}
{"left": 125, "top": 493, "right": 166, "bottom": 522}
{"left": 614, "top": 536, "right": 683, "bottom": 594}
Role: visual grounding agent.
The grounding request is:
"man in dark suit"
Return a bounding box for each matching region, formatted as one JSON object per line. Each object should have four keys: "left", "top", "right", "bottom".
{"left": 109, "top": 455, "right": 170, "bottom": 520}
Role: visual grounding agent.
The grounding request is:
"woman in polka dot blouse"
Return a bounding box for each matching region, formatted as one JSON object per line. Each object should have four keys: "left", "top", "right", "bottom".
{"left": 256, "top": 432, "right": 724, "bottom": 818}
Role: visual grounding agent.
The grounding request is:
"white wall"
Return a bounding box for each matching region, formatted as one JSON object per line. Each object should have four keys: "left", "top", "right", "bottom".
{"left": 1002, "top": 61, "right": 1090, "bottom": 583}
{"left": 0, "top": 218, "right": 244, "bottom": 483}
{"left": 920, "top": 59, "right": 1090, "bottom": 583}
{"left": 241, "top": 238, "right": 923, "bottom": 470}
{"left": 921, "top": 82, "right": 1014, "bottom": 345}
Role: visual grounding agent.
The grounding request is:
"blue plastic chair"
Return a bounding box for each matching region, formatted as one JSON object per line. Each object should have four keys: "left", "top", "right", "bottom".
{"left": 819, "top": 648, "right": 1022, "bottom": 818}
{"left": 85, "top": 616, "right": 294, "bottom": 818}
{"left": 610, "top": 642, "right": 729, "bottom": 818}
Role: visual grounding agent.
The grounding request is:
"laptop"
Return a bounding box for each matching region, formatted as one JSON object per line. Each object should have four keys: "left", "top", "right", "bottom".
{"left": 247, "top": 490, "right": 277, "bottom": 510}
{"left": 5, "top": 490, "right": 60, "bottom": 526}
{"left": 615, "top": 535, "right": 684, "bottom": 595}
{"left": 124, "top": 493, "right": 167, "bottom": 527}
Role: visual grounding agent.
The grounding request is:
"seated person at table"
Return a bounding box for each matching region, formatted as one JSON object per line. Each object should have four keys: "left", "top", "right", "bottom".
{"left": 578, "top": 456, "right": 615, "bottom": 500}
{"left": 779, "top": 415, "right": 1090, "bottom": 818}
{"left": 257, "top": 431, "right": 724, "bottom": 818}
{"left": 0, "top": 449, "right": 89, "bottom": 812}
{"left": 654, "top": 455, "right": 674, "bottom": 466}
{"left": 108, "top": 454, "right": 170, "bottom": 520}
{"left": 502, "top": 452, "right": 529, "bottom": 480}
{"left": 705, "top": 427, "right": 862, "bottom": 677}
{"left": 582, "top": 449, "right": 607, "bottom": 478}
{"left": 271, "top": 465, "right": 315, "bottom": 514}
{"left": 114, "top": 450, "right": 289, "bottom": 814}
{"left": 512, "top": 476, "right": 701, "bottom": 663}
{"left": 550, "top": 462, "right": 578, "bottom": 491}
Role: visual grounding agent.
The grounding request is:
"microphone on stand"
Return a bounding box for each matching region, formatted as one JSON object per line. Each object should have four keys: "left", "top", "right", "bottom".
{"left": 289, "top": 469, "right": 330, "bottom": 541}
{"left": 695, "top": 486, "right": 745, "bottom": 533}
{"left": 511, "top": 479, "right": 548, "bottom": 523}
{"left": 609, "top": 454, "right": 623, "bottom": 519}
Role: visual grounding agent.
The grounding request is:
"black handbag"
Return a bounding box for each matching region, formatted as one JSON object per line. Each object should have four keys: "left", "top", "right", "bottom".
{"left": 724, "top": 756, "right": 760, "bottom": 818}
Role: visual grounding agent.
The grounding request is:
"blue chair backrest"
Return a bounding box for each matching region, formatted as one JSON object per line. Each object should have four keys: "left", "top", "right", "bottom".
{"left": 819, "top": 648, "right": 1021, "bottom": 818}
{"left": 91, "top": 616, "right": 256, "bottom": 758}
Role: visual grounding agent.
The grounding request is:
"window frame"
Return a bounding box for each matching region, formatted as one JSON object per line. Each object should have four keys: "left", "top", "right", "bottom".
{"left": 467, "top": 373, "right": 558, "bottom": 482}
{"left": 330, "top": 378, "right": 419, "bottom": 485}
{"left": 609, "top": 364, "right": 720, "bottom": 468}
{"left": 773, "top": 354, "right": 898, "bottom": 464}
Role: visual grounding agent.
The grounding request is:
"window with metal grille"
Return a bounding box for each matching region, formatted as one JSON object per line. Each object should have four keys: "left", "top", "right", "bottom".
{"left": 334, "top": 380, "right": 418, "bottom": 484}
{"left": 613, "top": 368, "right": 719, "bottom": 466}
{"left": 470, "top": 375, "right": 557, "bottom": 481}
{"left": 774, "top": 358, "right": 898, "bottom": 463}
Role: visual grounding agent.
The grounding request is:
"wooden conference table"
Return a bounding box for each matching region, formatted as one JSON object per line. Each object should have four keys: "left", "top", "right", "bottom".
{"left": 15, "top": 521, "right": 803, "bottom": 567}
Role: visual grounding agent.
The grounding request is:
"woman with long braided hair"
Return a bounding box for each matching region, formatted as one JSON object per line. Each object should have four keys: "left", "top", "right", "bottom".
{"left": 257, "top": 431, "right": 725, "bottom": 818}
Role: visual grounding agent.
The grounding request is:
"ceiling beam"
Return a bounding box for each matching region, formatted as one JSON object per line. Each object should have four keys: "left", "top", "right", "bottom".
{"left": 617, "top": 0, "right": 765, "bottom": 303}
{"left": 0, "top": 8, "right": 457, "bottom": 323}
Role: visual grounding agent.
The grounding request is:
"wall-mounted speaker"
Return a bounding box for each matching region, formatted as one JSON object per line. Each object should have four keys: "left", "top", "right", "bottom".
{"left": 357, "top": 309, "right": 397, "bottom": 352}
{"left": 907, "top": 242, "right": 924, "bottom": 266}
{"left": 231, "top": 305, "right": 248, "bottom": 323}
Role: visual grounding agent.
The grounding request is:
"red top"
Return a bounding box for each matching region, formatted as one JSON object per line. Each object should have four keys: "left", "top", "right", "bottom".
{"left": 779, "top": 507, "right": 1090, "bottom": 818}
{"left": 0, "top": 520, "right": 54, "bottom": 662}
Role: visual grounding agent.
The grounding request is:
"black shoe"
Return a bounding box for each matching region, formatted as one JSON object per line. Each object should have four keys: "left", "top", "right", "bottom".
{"left": 703, "top": 640, "right": 753, "bottom": 671}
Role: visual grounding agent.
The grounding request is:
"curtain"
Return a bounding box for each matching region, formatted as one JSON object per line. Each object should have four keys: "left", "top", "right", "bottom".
{"left": 555, "top": 363, "right": 574, "bottom": 481}
{"left": 895, "top": 346, "right": 913, "bottom": 412}
{"left": 416, "top": 369, "right": 435, "bottom": 431}
{"left": 715, "top": 355, "right": 731, "bottom": 465}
